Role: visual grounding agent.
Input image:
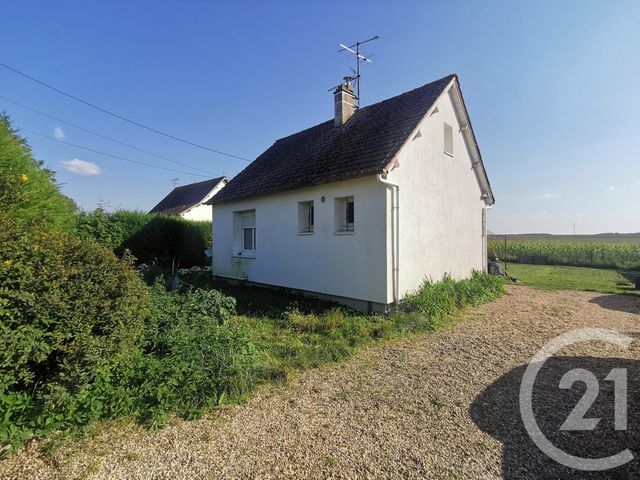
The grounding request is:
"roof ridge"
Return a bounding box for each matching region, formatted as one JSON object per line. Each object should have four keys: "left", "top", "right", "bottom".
{"left": 357, "top": 73, "right": 456, "bottom": 113}
{"left": 150, "top": 176, "right": 226, "bottom": 214}
{"left": 271, "top": 74, "right": 456, "bottom": 145}
{"left": 213, "top": 74, "right": 458, "bottom": 204}
{"left": 172, "top": 176, "right": 225, "bottom": 190}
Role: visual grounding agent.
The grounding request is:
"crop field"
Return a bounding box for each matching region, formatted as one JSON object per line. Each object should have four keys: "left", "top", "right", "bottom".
{"left": 488, "top": 234, "right": 640, "bottom": 270}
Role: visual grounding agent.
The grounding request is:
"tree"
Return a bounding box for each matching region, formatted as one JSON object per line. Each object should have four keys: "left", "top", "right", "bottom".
{"left": 0, "top": 114, "right": 76, "bottom": 232}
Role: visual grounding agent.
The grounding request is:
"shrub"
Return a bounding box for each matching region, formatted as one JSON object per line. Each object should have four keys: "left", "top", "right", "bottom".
{"left": 0, "top": 235, "right": 256, "bottom": 452}
{"left": 77, "top": 208, "right": 212, "bottom": 267}
{"left": 117, "top": 215, "right": 211, "bottom": 267}
{"left": 0, "top": 115, "right": 76, "bottom": 232}
{"left": 0, "top": 215, "right": 150, "bottom": 451}
{"left": 125, "top": 284, "right": 254, "bottom": 426}
{"left": 76, "top": 208, "right": 153, "bottom": 248}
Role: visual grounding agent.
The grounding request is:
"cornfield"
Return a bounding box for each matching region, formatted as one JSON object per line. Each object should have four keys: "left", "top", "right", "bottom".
{"left": 488, "top": 238, "right": 640, "bottom": 270}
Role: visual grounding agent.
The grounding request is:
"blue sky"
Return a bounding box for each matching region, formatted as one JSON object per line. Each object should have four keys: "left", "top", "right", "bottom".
{"left": 1, "top": 1, "right": 638, "bottom": 234}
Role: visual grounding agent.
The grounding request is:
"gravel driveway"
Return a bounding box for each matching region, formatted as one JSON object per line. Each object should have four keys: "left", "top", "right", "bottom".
{"left": 2, "top": 285, "right": 640, "bottom": 480}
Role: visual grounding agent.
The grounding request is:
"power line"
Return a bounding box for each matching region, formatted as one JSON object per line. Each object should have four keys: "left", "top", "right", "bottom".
{"left": 20, "top": 127, "right": 214, "bottom": 178}
{"left": 0, "top": 61, "right": 252, "bottom": 162}
{"left": 0, "top": 95, "right": 219, "bottom": 176}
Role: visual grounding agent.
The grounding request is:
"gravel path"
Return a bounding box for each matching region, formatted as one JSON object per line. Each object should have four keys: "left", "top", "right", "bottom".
{"left": 2, "top": 285, "right": 640, "bottom": 480}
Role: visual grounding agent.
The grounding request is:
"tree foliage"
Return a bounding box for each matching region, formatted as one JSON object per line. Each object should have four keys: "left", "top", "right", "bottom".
{"left": 0, "top": 114, "right": 76, "bottom": 232}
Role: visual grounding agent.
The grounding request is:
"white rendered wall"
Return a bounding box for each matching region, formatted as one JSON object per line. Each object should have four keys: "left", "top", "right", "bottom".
{"left": 180, "top": 203, "right": 214, "bottom": 221}
{"left": 180, "top": 181, "right": 226, "bottom": 221}
{"left": 212, "top": 176, "right": 389, "bottom": 304}
{"left": 387, "top": 86, "right": 487, "bottom": 299}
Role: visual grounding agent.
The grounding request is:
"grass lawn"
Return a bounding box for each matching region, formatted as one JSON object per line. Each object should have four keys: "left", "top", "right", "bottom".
{"left": 505, "top": 263, "right": 640, "bottom": 297}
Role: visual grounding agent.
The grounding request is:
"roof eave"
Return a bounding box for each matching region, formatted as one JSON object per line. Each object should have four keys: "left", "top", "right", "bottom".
{"left": 210, "top": 170, "right": 383, "bottom": 206}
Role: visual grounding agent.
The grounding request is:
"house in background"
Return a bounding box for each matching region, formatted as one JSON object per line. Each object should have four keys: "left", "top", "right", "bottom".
{"left": 209, "top": 74, "right": 494, "bottom": 311}
{"left": 150, "top": 177, "right": 227, "bottom": 221}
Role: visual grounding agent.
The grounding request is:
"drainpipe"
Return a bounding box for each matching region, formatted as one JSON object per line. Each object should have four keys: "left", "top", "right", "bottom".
{"left": 483, "top": 202, "right": 492, "bottom": 272}
{"left": 377, "top": 174, "right": 400, "bottom": 306}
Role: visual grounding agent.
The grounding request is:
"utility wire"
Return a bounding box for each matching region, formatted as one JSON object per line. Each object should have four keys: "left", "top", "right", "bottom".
{"left": 0, "top": 94, "right": 218, "bottom": 176}
{"left": 0, "top": 61, "right": 252, "bottom": 162}
{"left": 20, "top": 127, "right": 213, "bottom": 178}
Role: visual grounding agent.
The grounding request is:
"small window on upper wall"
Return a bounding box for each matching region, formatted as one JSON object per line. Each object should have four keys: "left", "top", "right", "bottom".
{"left": 298, "top": 201, "right": 314, "bottom": 233}
{"left": 444, "top": 122, "right": 454, "bottom": 156}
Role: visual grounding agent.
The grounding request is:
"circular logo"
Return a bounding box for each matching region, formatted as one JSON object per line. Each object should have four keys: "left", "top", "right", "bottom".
{"left": 519, "top": 328, "right": 634, "bottom": 471}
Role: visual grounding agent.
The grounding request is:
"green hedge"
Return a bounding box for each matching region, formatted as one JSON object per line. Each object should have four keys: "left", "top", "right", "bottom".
{"left": 0, "top": 215, "right": 150, "bottom": 451}
{"left": 0, "top": 115, "right": 76, "bottom": 232}
{"left": 78, "top": 208, "right": 212, "bottom": 268}
{"left": 116, "top": 215, "right": 211, "bottom": 267}
{"left": 76, "top": 208, "right": 153, "bottom": 249}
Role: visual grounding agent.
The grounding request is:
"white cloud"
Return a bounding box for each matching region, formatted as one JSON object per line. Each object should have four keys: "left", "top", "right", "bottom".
{"left": 608, "top": 186, "right": 616, "bottom": 191}
{"left": 53, "top": 127, "right": 65, "bottom": 140}
{"left": 534, "top": 192, "right": 560, "bottom": 200}
{"left": 61, "top": 159, "right": 101, "bottom": 176}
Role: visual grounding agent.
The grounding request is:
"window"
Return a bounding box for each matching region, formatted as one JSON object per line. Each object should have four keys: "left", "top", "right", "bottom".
{"left": 238, "top": 210, "right": 255, "bottom": 254}
{"left": 298, "top": 201, "right": 314, "bottom": 233}
{"left": 444, "top": 122, "right": 453, "bottom": 156}
{"left": 334, "top": 196, "right": 354, "bottom": 232}
{"left": 243, "top": 226, "right": 256, "bottom": 251}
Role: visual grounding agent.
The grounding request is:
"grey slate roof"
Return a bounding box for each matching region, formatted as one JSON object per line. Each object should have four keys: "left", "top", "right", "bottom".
{"left": 211, "top": 74, "right": 456, "bottom": 204}
{"left": 150, "top": 177, "right": 226, "bottom": 215}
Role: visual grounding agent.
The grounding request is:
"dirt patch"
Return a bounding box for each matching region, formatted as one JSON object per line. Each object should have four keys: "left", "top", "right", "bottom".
{"left": 2, "top": 285, "right": 639, "bottom": 479}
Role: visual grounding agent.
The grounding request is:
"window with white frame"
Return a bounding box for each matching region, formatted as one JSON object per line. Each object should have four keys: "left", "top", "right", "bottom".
{"left": 334, "top": 196, "right": 354, "bottom": 232}
{"left": 239, "top": 210, "right": 256, "bottom": 254}
{"left": 444, "top": 122, "right": 453, "bottom": 156}
{"left": 298, "top": 200, "right": 314, "bottom": 233}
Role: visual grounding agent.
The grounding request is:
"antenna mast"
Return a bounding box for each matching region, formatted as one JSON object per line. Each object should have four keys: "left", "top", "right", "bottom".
{"left": 171, "top": 177, "right": 179, "bottom": 188}
{"left": 338, "top": 35, "right": 379, "bottom": 108}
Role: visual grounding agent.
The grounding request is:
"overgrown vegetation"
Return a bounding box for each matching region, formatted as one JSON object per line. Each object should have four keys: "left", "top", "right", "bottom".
{"left": 0, "top": 231, "right": 256, "bottom": 453}
{"left": 0, "top": 114, "right": 504, "bottom": 456}
{"left": 0, "top": 118, "right": 249, "bottom": 455}
{"left": 488, "top": 237, "right": 640, "bottom": 270}
{"left": 0, "top": 115, "right": 76, "bottom": 232}
{"left": 193, "top": 272, "right": 505, "bottom": 382}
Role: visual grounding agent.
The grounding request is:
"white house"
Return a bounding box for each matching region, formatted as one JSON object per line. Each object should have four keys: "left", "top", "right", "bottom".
{"left": 209, "top": 74, "right": 494, "bottom": 311}
{"left": 150, "top": 177, "right": 227, "bottom": 221}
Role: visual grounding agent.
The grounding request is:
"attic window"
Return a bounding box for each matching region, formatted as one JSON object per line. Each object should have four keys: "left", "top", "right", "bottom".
{"left": 298, "top": 201, "right": 314, "bottom": 233}
{"left": 444, "top": 122, "right": 454, "bottom": 156}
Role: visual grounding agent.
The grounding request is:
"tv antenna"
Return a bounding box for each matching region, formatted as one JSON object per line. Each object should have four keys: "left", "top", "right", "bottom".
{"left": 337, "top": 35, "right": 379, "bottom": 108}
{"left": 171, "top": 177, "right": 179, "bottom": 188}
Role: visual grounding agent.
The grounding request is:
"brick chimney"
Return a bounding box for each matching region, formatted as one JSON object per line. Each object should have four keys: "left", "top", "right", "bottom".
{"left": 334, "top": 80, "right": 356, "bottom": 126}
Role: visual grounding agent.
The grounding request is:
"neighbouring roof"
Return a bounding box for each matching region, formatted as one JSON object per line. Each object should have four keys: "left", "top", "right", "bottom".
{"left": 211, "top": 74, "right": 460, "bottom": 205}
{"left": 150, "top": 177, "right": 226, "bottom": 215}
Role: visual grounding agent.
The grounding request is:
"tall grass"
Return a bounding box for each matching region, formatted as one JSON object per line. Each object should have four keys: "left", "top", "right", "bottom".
{"left": 488, "top": 239, "right": 640, "bottom": 270}
{"left": 228, "top": 271, "right": 505, "bottom": 381}
{"left": 402, "top": 271, "right": 505, "bottom": 321}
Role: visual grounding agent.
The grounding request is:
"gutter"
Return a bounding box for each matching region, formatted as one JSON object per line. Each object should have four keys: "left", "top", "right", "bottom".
{"left": 377, "top": 174, "right": 400, "bottom": 306}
